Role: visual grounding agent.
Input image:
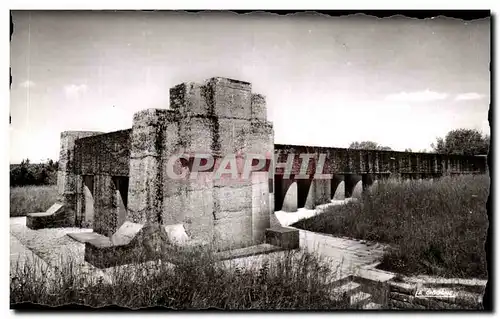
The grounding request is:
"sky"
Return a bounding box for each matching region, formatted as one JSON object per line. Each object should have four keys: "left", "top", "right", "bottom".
{"left": 9, "top": 11, "right": 490, "bottom": 163}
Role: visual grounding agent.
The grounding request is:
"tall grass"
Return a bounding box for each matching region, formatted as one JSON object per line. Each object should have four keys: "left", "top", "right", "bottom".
{"left": 11, "top": 248, "right": 348, "bottom": 309}
{"left": 10, "top": 185, "right": 58, "bottom": 217}
{"left": 293, "top": 175, "right": 489, "bottom": 279}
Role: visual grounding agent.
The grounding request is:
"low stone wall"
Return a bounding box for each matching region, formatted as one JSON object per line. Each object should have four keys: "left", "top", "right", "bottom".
{"left": 388, "top": 280, "right": 484, "bottom": 310}
{"left": 351, "top": 266, "right": 485, "bottom": 310}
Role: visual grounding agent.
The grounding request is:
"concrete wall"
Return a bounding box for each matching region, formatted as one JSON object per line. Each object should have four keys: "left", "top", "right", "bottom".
{"left": 57, "top": 131, "right": 104, "bottom": 227}
{"left": 74, "top": 129, "right": 132, "bottom": 235}
{"left": 271, "top": 145, "right": 487, "bottom": 210}
{"left": 274, "top": 144, "right": 487, "bottom": 176}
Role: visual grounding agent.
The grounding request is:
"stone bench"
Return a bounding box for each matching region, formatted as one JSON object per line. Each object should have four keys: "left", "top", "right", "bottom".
{"left": 26, "top": 203, "right": 72, "bottom": 230}
{"left": 265, "top": 226, "right": 299, "bottom": 249}
{"left": 83, "top": 222, "right": 210, "bottom": 268}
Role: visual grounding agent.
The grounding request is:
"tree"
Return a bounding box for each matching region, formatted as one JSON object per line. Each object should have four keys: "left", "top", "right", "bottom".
{"left": 349, "top": 141, "right": 392, "bottom": 151}
{"left": 431, "top": 128, "right": 489, "bottom": 156}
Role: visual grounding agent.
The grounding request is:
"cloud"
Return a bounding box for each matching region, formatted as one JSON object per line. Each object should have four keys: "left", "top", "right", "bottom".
{"left": 454, "top": 92, "right": 485, "bottom": 101}
{"left": 385, "top": 89, "right": 448, "bottom": 103}
{"left": 19, "top": 80, "right": 35, "bottom": 88}
{"left": 64, "top": 84, "right": 88, "bottom": 99}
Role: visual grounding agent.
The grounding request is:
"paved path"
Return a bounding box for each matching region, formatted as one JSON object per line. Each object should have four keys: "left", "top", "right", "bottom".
{"left": 273, "top": 200, "right": 388, "bottom": 273}
{"left": 10, "top": 233, "right": 52, "bottom": 279}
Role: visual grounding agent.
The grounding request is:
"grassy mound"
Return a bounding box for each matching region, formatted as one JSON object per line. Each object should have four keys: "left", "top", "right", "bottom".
{"left": 293, "top": 175, "right": 489, "bottom": 279}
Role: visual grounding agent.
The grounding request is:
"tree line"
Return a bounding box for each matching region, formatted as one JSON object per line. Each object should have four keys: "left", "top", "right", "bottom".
{"left": 349, "top": 128, "right": 489, "bottom": 156}
{"left": 10, "top": 158, "right": 59, "bottom": 187}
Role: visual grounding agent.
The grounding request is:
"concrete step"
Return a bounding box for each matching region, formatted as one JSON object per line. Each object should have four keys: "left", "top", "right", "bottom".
{"left": 331, "top": 281, "right": 362, "bottom": 298}
{"left": 363, "top": 301, "right": 383, "bottom": 310}
{"left": 328, "top": 274, "right": 353, "bottom": 289}
{"left": 350, "top": 291, "right": 372, "bottom": 308}
{"left": 215, "top": 244, "right": 286, "bottom": 261}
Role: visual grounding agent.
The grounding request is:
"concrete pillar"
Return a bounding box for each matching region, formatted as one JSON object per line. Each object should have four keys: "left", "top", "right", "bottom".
{"left": 282, "top": 181, "right": 298, "bottom": 212}
{"left": 313, "top": 178, "right": 331, "bottom": 206}
{"left": 345, "top": 174, "right": 362, "bottom": 198}
{"left": 331, "top": 174, "right": 345, "bottom": 200}
{"left": 92, "top": 174, "right": 116, "bottom": 236}
{"left": 251, "top": 172, "right": 270, "bottom": 244}
{"left": 204, "top": 77, "right": 274, "bottom": 250}
{"left": 274, "top": 175, "right": 296, "bottom": 211}
{"left": 57, "top": 131, "right": 103, "bottom": 227}
{"left": 127, "top": 109, "right": 169, "bottom": 225}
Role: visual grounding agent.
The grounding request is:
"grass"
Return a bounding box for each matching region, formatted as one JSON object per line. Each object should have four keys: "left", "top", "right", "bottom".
{"left": 10, "top": 185, "right": 58, "bottom": 217}
{"left": 10, "top": 248, "right": 350, "bottom": 309}
{"left": 292, "top": 174, "right": 489, "bottom": 279}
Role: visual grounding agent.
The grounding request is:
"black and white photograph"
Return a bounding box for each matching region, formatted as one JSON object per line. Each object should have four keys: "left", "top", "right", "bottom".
{"left": 8, "top": 9, "right": 491, "bottom": 311}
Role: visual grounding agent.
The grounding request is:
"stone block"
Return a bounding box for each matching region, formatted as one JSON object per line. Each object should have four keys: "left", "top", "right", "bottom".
{"left": 217, "top": 118, "right": 251, "bottom": 154}
{"left": 282, "top": 181, "right": 298, "bottom": 212}
{"left": 170, "top": 82, "right": 210, "bottom": 117}
{"left": 213, "top": 214, "right": 253, "bottom": 250}
{"left": 26, "top": 203, "right": 73, "bottom": 229}
{"left": 75, "top": 130, "right": 131, "bottom": 176}
{"left": 111, "top": 221, "right": 144, "bottom": 246}
{"left": 213, "top": 185, "right": 252, "bottom": 213}
{"left": 162, "top": 120, "right": 180, "bottom": 156}
{"left": 314, "top": 178, "right": 331, "bottom": 205}
{"left": 182, "top": 188, "right": 214, "bottom": 223}
{"left": 332, "top": 181, "right": 345, "bottom": 200}
{"left": 304, "top": 180, "right": 315, "bottom": 209}
{"left": 252, "top": 216, "right": 271, "bottom": 244}
{"left": 164, "top": 224, "right": 190, "bottom": 245}
{"left": 84, "top": 224, "right": 170, "bottom": 269}
{"left": 206, "top": 77, "right": 252, "bottom": 120}
{"left": 93, "top": 174, "right": 118, "bottom": 237}
{"left": 130, "top": 122, "right": 162, "bottom": 157}
{"left": 127, "top": 156, "right": 162, "bottom": 223}
{"left": 58, "top": 131, "right": 104, "bottom": 172}
{"left": 57, "top": 170, "right": 75, "bottom": 195}
{"left": 183, "top": 117, "right": 217, "bottom": 154}
{"left": 251, "top": 172, "right": 271, "bottom": 243}
{"left": 251, "top": 93, "right": 267, "bottom": 120}
{"left": 265, "top": 226, "right": 299, "bottom": 249}
{"left": 246, "top": 120, "right": 274, "bottom": 154}
{"left": 163, "top": 188, "right": 214, "bottom": 243}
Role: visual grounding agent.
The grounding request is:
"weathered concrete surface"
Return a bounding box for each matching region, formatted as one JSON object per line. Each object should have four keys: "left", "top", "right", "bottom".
{"left": 265, "top": 226, "right": 299, "bottom": 249}
{"left": 26, "top": 203, "right": 69, "bottom": 229}
{"left": 10, "top": 232, "right": 51, "bottom": 276}
{"left": 291, "top": 226, "right": 388, "bottom": 271}
{"left": 274, "top": 144, "right": 487, "bottom": 176}
{"left": 251, "top": 172, "right": 271, "bottom": 243}
{"left": 282, "top": 181, "right": 298, "bottom": 212}
{"left": 333, "top": 181, "right": 346, "bottom": 200}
